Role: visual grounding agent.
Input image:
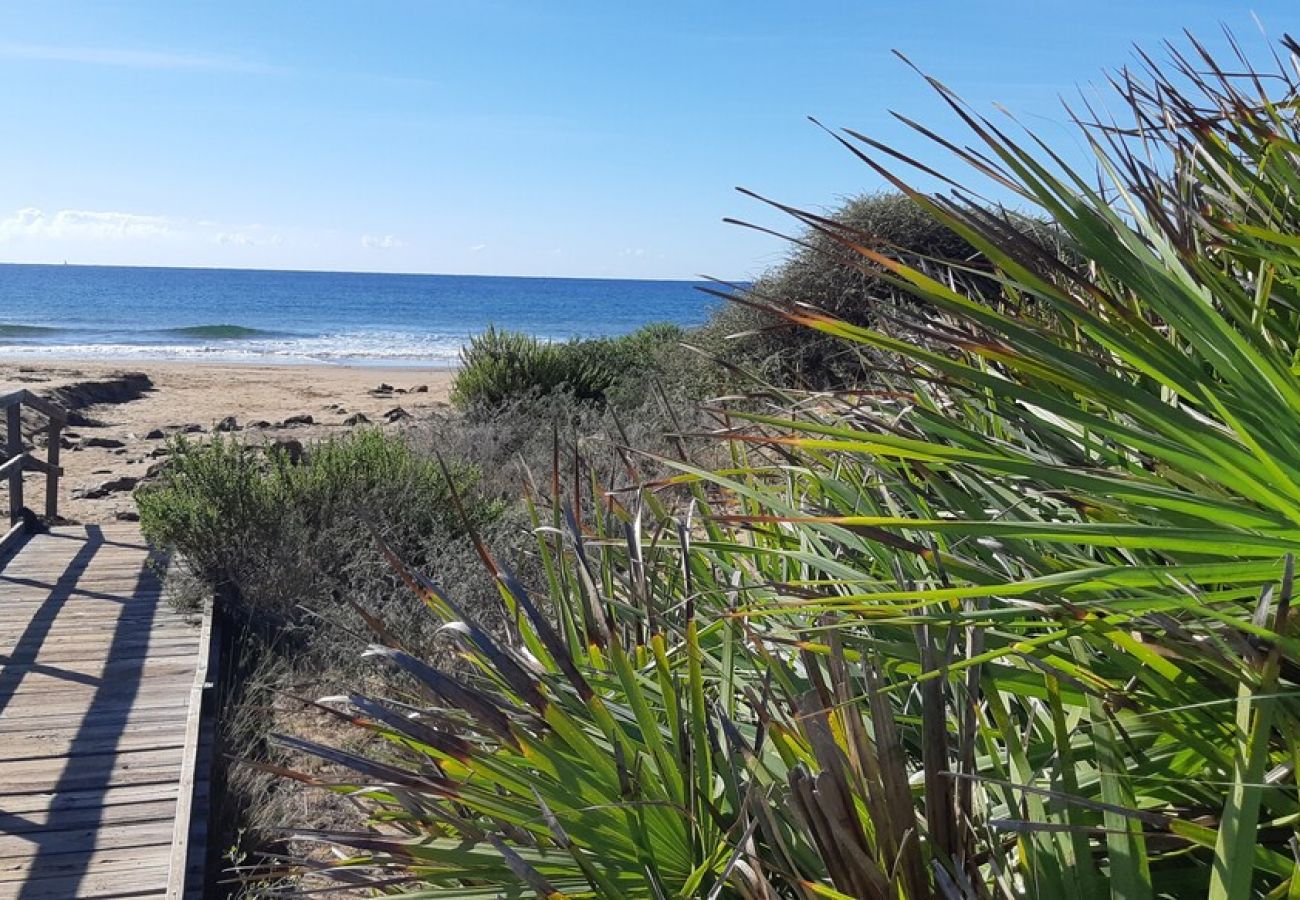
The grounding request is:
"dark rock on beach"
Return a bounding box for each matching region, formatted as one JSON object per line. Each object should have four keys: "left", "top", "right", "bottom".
{"left": 271, "top": 438, "right": 305, "bottom": 464}
{"left": 73, "top": 475, "right": 139, "bottom": 500}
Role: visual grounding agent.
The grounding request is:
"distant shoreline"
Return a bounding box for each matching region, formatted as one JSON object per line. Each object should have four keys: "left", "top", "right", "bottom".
{"left": 0, "top": 353, "right": 461, "bottom": 370}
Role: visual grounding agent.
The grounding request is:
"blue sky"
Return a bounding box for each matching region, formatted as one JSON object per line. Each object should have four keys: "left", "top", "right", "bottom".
{"left": 0, "top": 1, "right": 1291, "bottom": 279}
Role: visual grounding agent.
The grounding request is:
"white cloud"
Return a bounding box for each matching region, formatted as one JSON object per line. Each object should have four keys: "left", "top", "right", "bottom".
{"left": 361, "top": 234, "right": 406, "bottom": 250}
{"left": 0, "top": 207, "right": 174, "bottom": 241}
{"left": 215, "top": 230, "right": 282, "bottom": 247}
{"left": 469, "top": 243, "right": 487, "bottom": 252}
{"left": 0, "top": 207, "right": 291, "bottom": 253}
{"left": 0, "top": 43, "right": 282, "bottom": 74}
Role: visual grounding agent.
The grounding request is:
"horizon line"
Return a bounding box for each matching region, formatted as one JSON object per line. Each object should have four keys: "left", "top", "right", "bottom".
{"left": 0, "top": 259, "right": 743, "bottom": 284}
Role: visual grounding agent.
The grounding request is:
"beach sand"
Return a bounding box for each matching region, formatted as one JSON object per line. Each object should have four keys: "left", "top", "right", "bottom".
{"left": 0, "top": 360, "right": 455, "bottom": 523}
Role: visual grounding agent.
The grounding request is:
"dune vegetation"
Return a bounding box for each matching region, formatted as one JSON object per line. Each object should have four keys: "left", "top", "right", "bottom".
{"left": 139, "top": 32, "right": 1300, "bottom": 899}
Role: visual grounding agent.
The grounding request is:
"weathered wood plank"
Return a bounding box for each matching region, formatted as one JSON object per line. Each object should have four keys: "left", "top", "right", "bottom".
{"left": 166, "top": 591, "right": 214, "bottom": 899}
{"left": 0, "top": 642, "right": 202, "bottom": 670}
{"left": 0, "top": 692, "right": 192, "bottom": 721}
{"left": 0, "top": 704, "right": 192, "bottom": 737}
{"left": 0, "top": 820, "right": 177, "bottom": 863}
{"left": 0, "top": 746, "right": 185, "bottom": 795}
{"left": 0, "top": 659, "right": 199, "bottom": 693}
{"left": 7, "top": 867, "right": 171, "bottom": 900}
{"left": 0, "top": 848, "right": 172, "bottom": 886}
{"left": 2, "top": 798, "right": 178, "bottom": 837}
{"left": 0, "top": 388, "right": 68, "bottom": 425}
{"left": 2, "top": 731, "right": 186, "bottom": 763}
{"left": 1, "top": 781, "right": 207, "bottom": 817}
{"left": 0, "top": 522, "right": 24, "bottom": 561}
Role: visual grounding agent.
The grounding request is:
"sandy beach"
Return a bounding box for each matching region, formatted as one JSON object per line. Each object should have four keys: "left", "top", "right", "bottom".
{"left": 0, "top": 360, "right": 455, "bottom": 523}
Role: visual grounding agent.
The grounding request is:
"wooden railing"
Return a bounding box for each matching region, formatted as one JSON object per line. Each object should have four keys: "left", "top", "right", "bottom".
{"left": 0, "top": 389, "right": 66, "bottom": 557}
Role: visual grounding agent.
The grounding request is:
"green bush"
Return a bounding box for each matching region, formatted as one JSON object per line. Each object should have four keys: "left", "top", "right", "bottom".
{"left": 137, "top": 429, "right": 523, "bottom": 870}
{"left": 451, "top": 326, "right": 609, "bottom": 410}
{"left": 451, "top": 322, "right": 691, "bottom": 411}
{"left": 694, "top": 191, "right": 1054, "bottom": 387}
{"left": 137, "top": 429, "right": 504, "bottom": 642}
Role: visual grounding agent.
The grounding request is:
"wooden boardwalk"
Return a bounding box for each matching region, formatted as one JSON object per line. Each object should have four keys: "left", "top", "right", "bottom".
{"left": 0, "top": 524, "right": 211, "bottom": 899}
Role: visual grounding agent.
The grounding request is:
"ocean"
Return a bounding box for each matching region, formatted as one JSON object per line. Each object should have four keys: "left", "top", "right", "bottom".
{"left": 0, "top": 264, "right": 717, "bottom": 367}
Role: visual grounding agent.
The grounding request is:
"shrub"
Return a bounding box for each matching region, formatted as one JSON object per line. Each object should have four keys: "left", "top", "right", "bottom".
{"left": 138, "top": 429, "right": 518, "bottom": 866}
{"left": 451, "top": 322, "right": 693, "bottom": 412}
{"left": 696, "top": 191, "right": 1055, "bottom": 387}
{"left": 137, "top": 429, "right": 505, "bottom": 653}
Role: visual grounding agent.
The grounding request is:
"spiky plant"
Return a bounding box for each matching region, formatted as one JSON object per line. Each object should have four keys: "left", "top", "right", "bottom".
{"left": 268, "top": 31, "right": 1300, "bottom": 899}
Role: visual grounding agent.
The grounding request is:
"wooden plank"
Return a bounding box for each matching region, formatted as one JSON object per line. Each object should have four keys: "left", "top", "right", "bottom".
{"left": 0, "top": 603, "right": 172, "bottom": 623}
{"left": 0, "top": 642, "right": 200, "bottom": 669}
{"left": 0, "top": 759, "right": 184, "bottom": 796}
{"left": 0, "top": 692, "right": 192, "bottom": 722}
{"left": 0, "top": 650, "right": 200, "bottom": 679}
{"left": 0, "top": 452, "right": 23, "bottom": 483}
{"left": 2, "top": 731, "right": 186, "bottom": 763}
{"left": 0, "top": 558, "right": 162, "bottom": 575}
{"left": 1, "top": 798, "right": 178, "bottom": 837}
{"left": 45, "top": 421, "right": 60, "bottom": 520}
{"left": 0, "top": 658, "right": 197, "bottom": 690}
{"left": 0, "top": 525, "right": 25, "bottom": 564}
{"left": 0, "top": 609, "right": 186, "bottom": 630}
{"left": 6, "top": 404, "right": 22, "bottom": 524}
{"left": 0, "top": 389, "right": 68, "bottom": 425}
{"left": 1, "top": 781, "right": 204, "bottom": 817}
{"left": 0, "top": 699, "right": 192, "bottom": 733}
{"left": 2, "top": 664, "right": 196, "bottom": 691}
{"left": 0, "top": 715, "right": 189, "bottom": 749}
{"left": 166, "top": 595, "right": 213, "bottom": 899}
{"left": 0, "top": 576, "right": 168, "bottom": 592}
{"left": 19, "top": 455, "right": 60, "bottom": 477}
{"left": 0, "top": 621, "right": 189, "bottom": 643}
{"left": 5, "top": 865, "right": 171, "bottom": 900}
{"left": 0, "top": 820, "right": 177, "bottom": 862}
{"left": 0, "top": 847, "right": 172, "bottom": 886}
{"left": 0, "top": 691, "right": 197, "bottom": 725}
{"left": 0, "top": 745, "right": 184, "bottom": 784}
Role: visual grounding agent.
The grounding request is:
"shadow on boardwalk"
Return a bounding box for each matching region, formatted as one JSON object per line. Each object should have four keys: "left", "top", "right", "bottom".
{"left": 0, "top": 525, "right": 203, "bottom": 899}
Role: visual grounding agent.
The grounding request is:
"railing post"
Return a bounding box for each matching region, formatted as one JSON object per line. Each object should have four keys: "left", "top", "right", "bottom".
{"left": 46, "top": 419, "right": 60, "bottom": 521}
{"left": 6, "top": 403, "right": 22, "bottom": 527}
